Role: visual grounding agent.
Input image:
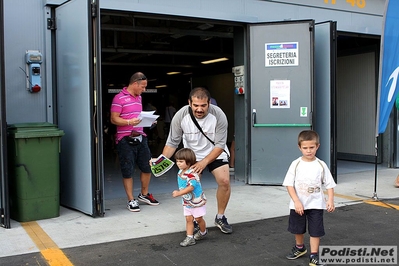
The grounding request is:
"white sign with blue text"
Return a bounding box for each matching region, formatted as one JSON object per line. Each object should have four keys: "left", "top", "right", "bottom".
{"left": 265, "top": 42, "right": 299, "bottom": 67}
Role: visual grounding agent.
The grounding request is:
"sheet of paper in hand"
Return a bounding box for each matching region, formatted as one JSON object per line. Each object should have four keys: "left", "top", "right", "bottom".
{"left": 137, "top": 111, "right": 159, "bottom": 127}
{"left": 151, "top": 154, "right": 175, "bottom": 177}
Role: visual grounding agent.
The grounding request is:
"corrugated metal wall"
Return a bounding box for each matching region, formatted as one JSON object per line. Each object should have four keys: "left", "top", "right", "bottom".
{"left": 5, "top": 0, "right": 384, "bottom": 125}
{"left": 337, "top": 52, "right": 376, "bottom": 161}
{"left": 100, "top": 0, "right": 385, "bottom": 35}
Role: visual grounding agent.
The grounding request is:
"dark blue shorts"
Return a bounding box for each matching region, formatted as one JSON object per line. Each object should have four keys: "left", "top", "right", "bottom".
{"left": 288, "top": 209, "right": 325, "bottom": 237}
{"left": 207, "top": 159, "right": 229, "bottom": 172}
{"left": 116, "top": 136, "right": 151, "bottom": 178}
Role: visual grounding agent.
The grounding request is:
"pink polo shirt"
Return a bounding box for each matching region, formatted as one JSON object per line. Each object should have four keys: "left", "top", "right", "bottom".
{"left": 110, "top": 87, "right": 146, "bottom": 143}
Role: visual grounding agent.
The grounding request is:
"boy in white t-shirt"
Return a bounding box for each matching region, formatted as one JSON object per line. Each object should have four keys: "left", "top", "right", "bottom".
{"left": 282, "top": 130, "right": 336, "bottom": 266}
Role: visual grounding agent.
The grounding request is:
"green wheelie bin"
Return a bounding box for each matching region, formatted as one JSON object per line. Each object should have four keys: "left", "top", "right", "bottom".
{"left": 7, "top": 123, "right": 65, "bottom": 222}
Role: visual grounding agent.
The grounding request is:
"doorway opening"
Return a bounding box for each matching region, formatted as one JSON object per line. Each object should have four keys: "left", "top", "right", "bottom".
{"left": 336, "top": 33, "right": 381, "bottom": 164}
{"left": 98, "top": 12, "right": 383, "bottom": 200}
{"left": 99, "top": 12, "right": 240, "bottom": 200}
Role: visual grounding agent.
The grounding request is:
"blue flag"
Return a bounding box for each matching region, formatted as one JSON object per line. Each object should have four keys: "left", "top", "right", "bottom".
{"left": 377, "top": 0, "right": 399, "bottom": 135}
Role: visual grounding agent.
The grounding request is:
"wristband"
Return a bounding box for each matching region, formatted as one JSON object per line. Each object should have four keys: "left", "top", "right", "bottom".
{"left": 127, "top": 120, "right": 130, "bottom": 125}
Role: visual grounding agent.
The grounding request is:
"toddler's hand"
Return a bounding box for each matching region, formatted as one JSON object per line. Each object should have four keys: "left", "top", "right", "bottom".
{"left": 172, "top": 190, "right": 179, "bottom": 197}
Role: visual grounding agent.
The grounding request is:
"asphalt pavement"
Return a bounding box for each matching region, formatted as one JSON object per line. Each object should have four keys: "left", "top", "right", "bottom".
{"left": 2, "top": 201, "right": 399, "bottom": 266}
{"left": 1, "top": 165, "right": 399, "bottom": 266}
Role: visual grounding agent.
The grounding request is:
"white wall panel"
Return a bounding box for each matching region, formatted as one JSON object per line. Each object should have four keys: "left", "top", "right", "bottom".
{"left": 4, "top": 0, "right": 48, "bottom": 123}
{"left": 337, "top": 52, "right": 376, "bottom": 157}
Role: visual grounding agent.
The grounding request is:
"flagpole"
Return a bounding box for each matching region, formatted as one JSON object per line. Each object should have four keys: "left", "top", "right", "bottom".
{"left": 368, "top": 0, "right": 388, "bottom": 202}
{"left": 372, "top": 136, "right": 378, "bottom": 200}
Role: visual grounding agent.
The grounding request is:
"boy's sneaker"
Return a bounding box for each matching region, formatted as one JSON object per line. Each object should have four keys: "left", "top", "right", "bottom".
{"left": 214, "top": 215, "right": 233, "bottom": 234}
{"left": 127, "top": 199, "right": 140, "bottom": 212}
{"left": 309, "top": 254, "right": 326, "bottom": 266}
{"left": 286, "top": 245, "right": 307, "bottom": 260}
{"left": 194, "top": 229, "right": 207, "bottom": 241}
{"left": 179, "top": 236, "right": 196, "bottom": 247}
{"left": 138, "top": 193, "right": 159, "bottom": 206}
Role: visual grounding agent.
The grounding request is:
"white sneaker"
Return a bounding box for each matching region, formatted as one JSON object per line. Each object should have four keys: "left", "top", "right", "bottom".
{"left": 127, "top": 199, "right": 140, "bottom": 212}
{"left": 180, "top": 236, "right": 196, "bottom": 247}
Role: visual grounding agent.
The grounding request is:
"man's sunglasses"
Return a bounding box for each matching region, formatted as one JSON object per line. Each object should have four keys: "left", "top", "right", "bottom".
{"left": 134, "top": 76, "right": 147, "bottom": 82}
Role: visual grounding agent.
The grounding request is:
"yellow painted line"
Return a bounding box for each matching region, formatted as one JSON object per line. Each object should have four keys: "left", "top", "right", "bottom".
{"left": 332, "top": 192, "right": 364, "bottom": 201}
{"left": 363, "top": 200, "right": 399, "bottom": 210}
{"left": 329, "top": 192, "right": 399, "bottom": 210}
{"left": 21, "top": 221, "right": 73, "bottom": 266}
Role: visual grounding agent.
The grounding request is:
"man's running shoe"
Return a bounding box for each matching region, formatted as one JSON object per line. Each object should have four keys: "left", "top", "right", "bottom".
{"left": 137, "top": 193, "right": 159, "bottom": 206}
{"left": 286, "top": 245, "right": 307, "bottom": 260}
{"left": 127, "top": 199, "right": 140, "bottom": 212}
{"left": 214, "top": 215, "right": 233, "bottom": 234}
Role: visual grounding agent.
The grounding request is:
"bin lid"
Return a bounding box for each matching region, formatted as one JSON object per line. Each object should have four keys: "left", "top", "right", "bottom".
{"left": 8, "top": 122, "right": 58, "bottom": 131}
{"left": 8, "top": 122, "right": 65, "bottom": 138}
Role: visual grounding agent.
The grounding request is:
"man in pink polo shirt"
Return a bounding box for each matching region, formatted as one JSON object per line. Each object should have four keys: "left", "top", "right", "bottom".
{"left": 111, "top": 72, "right": 159, "bottom": 212}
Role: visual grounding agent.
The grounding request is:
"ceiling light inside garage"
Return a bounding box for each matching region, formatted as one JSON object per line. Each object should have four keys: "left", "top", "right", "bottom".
{"left": 167, "top": 72, "right": 181, "bottom": 75}
{"left": 197, "top": 23, "right": 214, "bottom": 30}
{"left": 200, "top": 36, "right": 213, "bottom": 41}
{"left": 171, "top": 34, "right": 184, "bottom": 39}
{"left": 151, "top": 41, "right": 170, "bottom": 45}
{"left": 201, "top": 57, "right": 229, "bottom": 64}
